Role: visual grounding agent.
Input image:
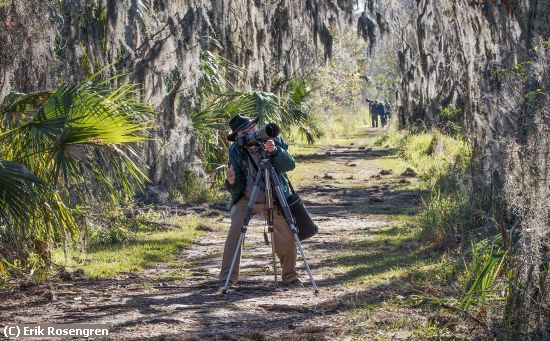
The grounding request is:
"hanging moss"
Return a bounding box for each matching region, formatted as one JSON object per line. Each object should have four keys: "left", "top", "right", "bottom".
{"left": 164, "top": 68, "right": 181, "bottom": 93}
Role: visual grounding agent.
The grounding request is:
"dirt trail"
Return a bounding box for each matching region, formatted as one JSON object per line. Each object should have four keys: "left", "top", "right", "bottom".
{"left": 0, "top": 128, "right": 424, "bottom": 340}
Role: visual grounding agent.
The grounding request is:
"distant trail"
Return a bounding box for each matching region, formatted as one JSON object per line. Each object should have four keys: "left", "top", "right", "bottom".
{"left": 0, "top": 128, "right": 424, "bottom": 340}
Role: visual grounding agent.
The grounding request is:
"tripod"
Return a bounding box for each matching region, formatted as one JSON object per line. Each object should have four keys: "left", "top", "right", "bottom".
{"left": 222, "top": 147, "right": 319, "bottom": 295}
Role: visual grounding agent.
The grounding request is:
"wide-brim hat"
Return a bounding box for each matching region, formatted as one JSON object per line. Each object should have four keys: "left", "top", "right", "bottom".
{"left": 227, "top": 113, "right": 259, "bottom": 142}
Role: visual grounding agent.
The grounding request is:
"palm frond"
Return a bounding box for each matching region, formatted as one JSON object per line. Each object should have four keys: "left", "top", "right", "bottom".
{"left": 460, "top": 235, "right": 508, "bottom": 314}
{"left": 0, "top": 160, "right": 76, "bottom": 267}
{"left": 0, "top": 90, "right": 53, "bottom": 130}
{"left": 193, "top": 45, "right": 321, "bottom": 176}
{"left": 0, "top": 73, "right": 154, "bottom": 203}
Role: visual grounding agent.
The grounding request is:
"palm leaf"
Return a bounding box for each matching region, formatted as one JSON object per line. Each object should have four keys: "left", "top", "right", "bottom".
{"left": 0, "top": 90, "right": 53, "bottom": 130}
{"left": 193, "top": 46, "right": 321, "bottom": 175}
{"left": 0, "top": 73, "right": 154, "bottom": 202}
{"left": 0, "top": 160, "right": 76, "bottom": 267}
{"left": 460, "top": 236, "right": 508, "bottom": 313}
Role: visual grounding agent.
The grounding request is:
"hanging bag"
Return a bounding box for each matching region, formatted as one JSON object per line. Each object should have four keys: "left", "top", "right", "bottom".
{"left": 287, "top": 181, "right": 318, "bottom": 241}
{"left": 244, "top": 148, "right": 318, "bottom": 241}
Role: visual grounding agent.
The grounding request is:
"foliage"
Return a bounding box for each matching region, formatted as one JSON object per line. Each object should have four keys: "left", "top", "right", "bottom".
{"left": 419, "top": 189, "right": 469, "bottom": 245}
{"left": 191, "top": 40, "right": 321, "bottom": 179}
{"left": 0, "top": 73, "right": 153, "bottom": 202}
{"left": 376, "top": 130, "right": 488, "bottom": 248}
{"left": 309, "top": 28, "right": 368, "bottom": 114}
{"left": 277, "top": 77, "right": 323, "bottom": 144}
{"left": 0, "top": 71, "right": 154, "bottom": 278}
{"left": 53, "top": 215, "right": 209, "bottom": 278}
{"left": 89, "top": 224, "right": 131, "bottom": 249}
{"left": 435, "top": 105, "right": 463, "bottom": 138}
{"left": 0, "top": 159, "right": 77, "bottom": 267}
{"left": 459, "top": 236, "right": 508, "bottom": 316}
{"left": 376, "top": 129, "right": 508, "bottom": 325}
{"left": 169, "top": 170, "right": 223, "bottom": 204}
{"left": 375, "top": 130, "right": 472, "bottom": 191}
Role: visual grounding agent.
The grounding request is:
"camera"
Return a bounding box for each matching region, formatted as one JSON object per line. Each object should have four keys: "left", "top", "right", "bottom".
{"left": 237, "top": 123, "right": 280, "bottom": 147}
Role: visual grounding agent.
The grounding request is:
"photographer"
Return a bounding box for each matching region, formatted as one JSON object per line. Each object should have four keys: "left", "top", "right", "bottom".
{"left": 219, "top": 113, "right": 302, "bottom": 288}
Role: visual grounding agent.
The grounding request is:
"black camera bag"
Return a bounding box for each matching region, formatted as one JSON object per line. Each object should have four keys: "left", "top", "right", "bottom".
{"left": 244, "top": 149, "right": 318, "bottom": 241}
{"left": 287, "top": 182, "right": 318, "bottom": 241}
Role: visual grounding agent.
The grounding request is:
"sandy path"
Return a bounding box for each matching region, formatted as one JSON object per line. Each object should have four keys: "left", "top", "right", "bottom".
{"left": 0, "top": 133, "right": 423, "bottom": 340}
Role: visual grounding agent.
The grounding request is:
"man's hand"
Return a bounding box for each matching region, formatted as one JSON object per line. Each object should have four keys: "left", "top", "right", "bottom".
{"left": 263, "top": 139, "right": 276, "bottom": 153}
{"left": 227, "top": 164, "right": 236, "bottom": 184}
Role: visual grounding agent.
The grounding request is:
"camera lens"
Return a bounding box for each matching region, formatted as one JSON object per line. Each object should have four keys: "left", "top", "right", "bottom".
{"left": 238, "top": 123, "right": 281, "bottom": 147}
{"left": 263, "top": 123, "right": 280, "bottom": 138}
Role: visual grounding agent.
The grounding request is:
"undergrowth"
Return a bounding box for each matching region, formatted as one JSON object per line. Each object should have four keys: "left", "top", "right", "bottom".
{"left": 375, "top": 129, "right": 506, "bottom": 330}
{"left": 169, "top": 170, "right": 227, "bottom": 204}
{"left": 375, "top": 130, "right": 480, "bottom": 244}
{"left": 52, "top": 212, "right": 217, "bottom": 278}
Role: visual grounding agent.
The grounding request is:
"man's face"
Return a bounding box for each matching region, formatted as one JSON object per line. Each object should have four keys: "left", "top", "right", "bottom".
{"left": 237, "top": 125, "right": 256, "bottom": 138}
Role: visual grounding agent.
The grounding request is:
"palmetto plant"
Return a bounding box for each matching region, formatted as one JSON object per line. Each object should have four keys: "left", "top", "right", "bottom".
{"left": 191, "top": 44, "right": 321, "bottom": 178}
{"left": 459, "top": 235, "right": 508, "bottom": 319}
{"left": 0, "top": 161, "right": 77, "bottom": 276}
{"left": 0, "top": 72, "right": 154, "bottom": 278}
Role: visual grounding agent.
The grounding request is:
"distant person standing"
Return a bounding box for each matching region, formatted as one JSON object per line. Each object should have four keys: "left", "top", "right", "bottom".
{"left": 381, "top": 101, "right": 391, "bottom": 127}
{"left": 376, "top": 101, "right": 386, "bottom": 127}
{"left": 366, "top": 99, "right": 379, "bottom": 127}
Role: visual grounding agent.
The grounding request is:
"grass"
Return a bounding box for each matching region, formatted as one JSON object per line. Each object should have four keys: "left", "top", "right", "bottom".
{"left": 288, "top": 106, "right": 375, "bottom": 148}
{"left": 317, "top": 107, "right": 372, "bottom": 143}
{"left": 327, "top": 128, "right": 492, "bottom": 337}
{"left": 53, "top": 215, "right": 222, "bottom": 278}
{"left": 156, "top": 268, "right": 192, "bottom": 282}
{"left": 374, "top": 129, "right": 479, "bottom": 243}
{"left": 319, "top": 221, "right": 454, "bottom": 288}
{"left": 287, "top": 110, "right": 392, "bottom": 203}
{"left": 378, "top": 156, "right": 410, "bottom": 175}
{"left": 374, "top": 130, "right": 472, "bottom": 190}
{"left": 169, "top": 170, "right": 229, "bottom": 205}
{"left": 288, "top": 124, "right": 479, "bottom": 338}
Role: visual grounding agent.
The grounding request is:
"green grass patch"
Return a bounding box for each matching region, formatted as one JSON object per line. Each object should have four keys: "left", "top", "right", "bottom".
{"left": 288, "top": 159, "right": 355, "bottom": 184}
{"left": 334, "top": 222, "right": 465, "bottom": 338}
{"left": 318, "top": 107, "right": 371, "bottom": 142}
{"left": 53, "top": 215, "right": 215, "bottom": 278}
{"left": 375, "top": 130, "right": 472, "bottom": 190}
{"left": 319, "top": 222, "right": 445, "bottom": 287}
{"left": 169, "top": 170, "right": 229, "bottom": 205}
{"left": 374, "top": 129, "right": 480, "bottom": 245}
{"left": 377, "top": 155, "right": 410, "bottom": 175}
{"left": 156, "top": 268, "right": 193, "bottom": 282}
{"left": 289, "top": 107, "right": 375, "bottom": 147}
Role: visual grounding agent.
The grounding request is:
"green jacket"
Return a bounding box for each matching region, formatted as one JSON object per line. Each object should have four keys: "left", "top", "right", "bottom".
{"left": 224, "top": 138, "right": 295, "bottom": 208}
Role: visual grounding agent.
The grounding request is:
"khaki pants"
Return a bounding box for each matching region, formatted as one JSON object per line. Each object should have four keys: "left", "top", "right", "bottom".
{"left": 219, "top": 198, "right": 298, "bottom": 283}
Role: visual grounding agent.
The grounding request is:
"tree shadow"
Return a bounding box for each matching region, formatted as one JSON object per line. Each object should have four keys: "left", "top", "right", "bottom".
{"left": 313, "top": 249, "right": 433, "bottom": 287}
{"left": 293, "top": 148, "right": 397, "bottom": 163}
{"left": 297, "top": 185, "right": 428, "bottom": 217}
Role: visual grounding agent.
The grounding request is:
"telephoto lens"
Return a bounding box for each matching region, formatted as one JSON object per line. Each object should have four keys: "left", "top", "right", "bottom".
{"left": 238, "top": 123, "right": 280, "bottom": 147}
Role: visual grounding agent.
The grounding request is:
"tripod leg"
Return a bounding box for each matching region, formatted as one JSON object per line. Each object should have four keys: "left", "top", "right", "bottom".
{"left": 222, "top": 169, "right": 264, "bottom": 295}
{"left": 223, "top": 232, "right": 244, "bottom": 293}
{"left": 270, "top": 227, "right": 279, "bottom": 288}
{"left": 293, "top": 234, "right": 319, "bottom": 294}
{"left": 268, "top": 167, "right": 320, "bottom": 294}
{"left": 264, "top": 166, "right": 278, "bottom": 287}
{"left": 270, "top": 230, "right": 278, "bottom": 287}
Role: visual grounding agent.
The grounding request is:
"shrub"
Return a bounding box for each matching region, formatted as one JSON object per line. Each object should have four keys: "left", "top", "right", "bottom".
{"left": 89, "top": 225, "right": 131, "bottom": 249}
{"left": 169, "top": 170, "right": 221, "bottom": 204}
{"left": 0, "top": 72, "right": 153, "bottom": 278}
{"left": 375, "top": 130, "right": 472, "bottom": 191}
